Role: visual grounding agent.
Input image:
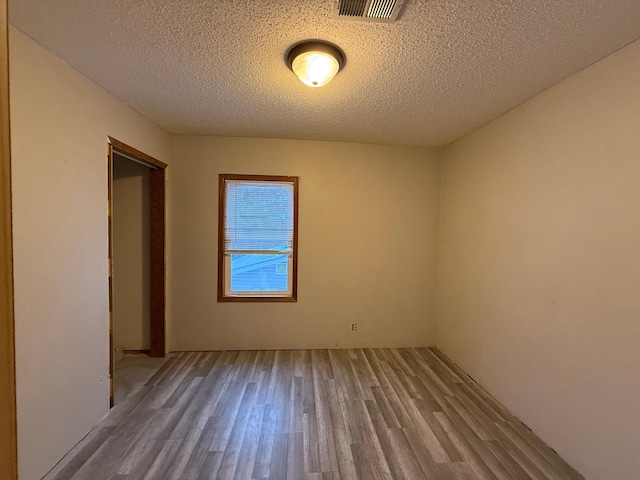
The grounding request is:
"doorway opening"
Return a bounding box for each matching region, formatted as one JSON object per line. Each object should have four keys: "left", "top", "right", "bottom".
{"left": 107, "top": 137, "right": 166, "bottom": 407}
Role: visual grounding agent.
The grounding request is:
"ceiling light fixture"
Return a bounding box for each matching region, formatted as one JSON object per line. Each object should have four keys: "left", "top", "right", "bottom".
{"left": 286, "top": 40, "right": 345, "bottom": 88}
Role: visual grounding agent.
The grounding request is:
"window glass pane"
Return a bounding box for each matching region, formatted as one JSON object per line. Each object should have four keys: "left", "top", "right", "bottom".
{"left": 225, "top": 182, "right": 294, "bottom": 252}
{"left": 230, "top": 254, "right": 289, "bottom": 292}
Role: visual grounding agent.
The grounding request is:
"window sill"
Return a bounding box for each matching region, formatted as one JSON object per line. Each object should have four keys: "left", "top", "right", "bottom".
{"left": 217, "top": 295, "right": 297, "bottom": 303}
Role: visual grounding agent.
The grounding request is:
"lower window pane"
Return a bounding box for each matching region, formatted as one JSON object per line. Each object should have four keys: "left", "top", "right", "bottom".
{"left": 230, "top": 254, "right": 289, "bottom": 292}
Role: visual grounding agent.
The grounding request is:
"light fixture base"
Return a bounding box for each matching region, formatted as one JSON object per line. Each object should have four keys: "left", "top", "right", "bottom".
{"left": 286, "top": 40, "right": 345, "bottom": 87}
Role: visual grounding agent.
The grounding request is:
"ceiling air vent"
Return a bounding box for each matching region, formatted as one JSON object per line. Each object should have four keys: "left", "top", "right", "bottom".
{"left": 333, "top": 0, "right": 406, "bottom": 23}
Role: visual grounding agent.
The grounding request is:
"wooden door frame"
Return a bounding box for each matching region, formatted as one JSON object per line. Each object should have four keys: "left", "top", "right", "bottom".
{"left": 0, "top": 0, "right": 18, "bottom": 477}
{"left": 107, "top": 137, "right": 166, "bottom": 406}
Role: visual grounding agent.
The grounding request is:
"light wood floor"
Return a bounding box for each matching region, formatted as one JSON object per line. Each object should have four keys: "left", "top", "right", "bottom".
{"left": 44, "top": 348, "right": 583, "bottom": 480}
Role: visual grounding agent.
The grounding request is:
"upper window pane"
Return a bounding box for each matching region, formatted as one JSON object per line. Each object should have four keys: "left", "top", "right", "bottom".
{"left": 224, "top": 181, "right": 294, "bottom": 252}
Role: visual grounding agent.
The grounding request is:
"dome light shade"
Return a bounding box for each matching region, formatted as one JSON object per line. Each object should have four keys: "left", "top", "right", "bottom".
{"left": 287, "top": 41, "right": 345, "bottom": 88}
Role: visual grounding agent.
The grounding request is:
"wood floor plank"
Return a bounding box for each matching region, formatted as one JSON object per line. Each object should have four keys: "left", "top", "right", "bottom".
{"left": 141, "top": 439, "right": 183, "bottom": 480}
{"left": 350, "top": 443, "right": 392, "bottom": 480}
{"left": 303, "top": 410, "right": 321, "bottom": 473}
{"left": 44, "top": 348, "right": 584, "bottom": 480}
{"left": 252, "top": 403, "right": 278, "bottom": 479}
{"left": 418, "top": 407, "right": 465, "bottom": 463}
{"left": 507, "top": 420, "right": 583, "bottom": 479}
{"left": 287, "top": 432, "right": 305, "bottom": 480}
{"left": 41, "top": 426, "right": 116, "bottom": 480}
{"left": 325, "top": 379, "right": 358, "bottom": 479}
{"left": 403, "top": 426, "right": 451, "bottom": 479}
{"left": 440, "top": 403, "right": 513, "bottom": 480}
{"left": 209, "top": 379, "right": 251, "bottom": 451}
{"left": 301, "top": 350, "right": 320, "bottom": 474}
{"left": 216, "top": 382, "right": 258, "bottom": 479}
{"left": 451, "top": 383, "right": 505, "bottom": 425}
{"left": 388, "top": 427, "right": 429, "bottom": 479}
{"left": 434, "top": 411, "right": 499, "bottom": 480}
{"left": 311, "top": 361, "right": 339, "bottom": 474}
{"left": 484, "top": 439, "right": 533, "bottom": 480}
{"left": 364, "top": 399, "right": 407, "bottom": 480}
{"left": 148, "top": 353, "right": 199, "bottom": 409}
{"left": 375, "top": 360, "right": 414, "bottom": 427}
{"left": 494, "top": 421, "right": 571, "bottom": 480}
{"left": 428, "top": 348, "right": 512, "bottom": 421}
{"left": 413, "top": 371, "right": 449, "bottom": 410}
{"left": 231, "top": 403, "right": 263, "bottom": 480}
{"left": 328, "top": 350, "right": 361, "bottom": 402}
{"left": 268, "top": 432, "right": 289, "bottom": 480}
{"left": 402, "top": 399, "right": 450, "bottom": 464}
{"left": 120, "top": 439, "right": 166, "bottom": 480}
{"left": 369, "top": 386, "right": 402, "bottom": 429}
{"left": 196, "top": 451, "right": 224, "bottom": 480}
{"left": 418, "top": 348, "right": 462, "bottom": 387}
{"left": 448, "top": 462, "right": 481, "bottom": 480}
{"left": 349, "top": 353, "right": 377, "bottom": 401}
{"left": 445, "top": 395, "right": 495, "bottom": 442}
{"left": 342, "top": 399, "right": 393, "bottom": 480}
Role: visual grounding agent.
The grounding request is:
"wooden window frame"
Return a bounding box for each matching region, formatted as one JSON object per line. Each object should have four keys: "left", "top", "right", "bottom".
{"left": 218, "top": 174, "right": 299, "bottom": 302}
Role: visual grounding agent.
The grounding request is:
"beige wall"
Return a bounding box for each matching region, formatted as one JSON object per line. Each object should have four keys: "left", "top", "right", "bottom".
{"left": 169, "top": 136, "right": 441, "bottom": 351}
{"left": 9, "top": 28, "right": 170, "bottom": 480}
{"left": 437, "top": 39, "right": 640, "bottom": 480}
{"left": 112, "top": 155, "right": 150, "bottom": 363}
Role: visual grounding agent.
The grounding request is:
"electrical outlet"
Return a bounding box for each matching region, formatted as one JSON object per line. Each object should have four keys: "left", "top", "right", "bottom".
{"left": 351, "top": 322, "right": 358, "bottom": 332}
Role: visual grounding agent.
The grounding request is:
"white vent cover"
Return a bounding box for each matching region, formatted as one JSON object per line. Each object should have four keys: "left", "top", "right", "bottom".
{"left": 333, "top": 0, "right": 406, "bottom": 23}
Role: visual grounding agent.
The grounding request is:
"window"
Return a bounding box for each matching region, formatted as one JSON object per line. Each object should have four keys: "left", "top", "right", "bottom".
{"left": 218, "top": 174, "right": 298, "bottom": 301}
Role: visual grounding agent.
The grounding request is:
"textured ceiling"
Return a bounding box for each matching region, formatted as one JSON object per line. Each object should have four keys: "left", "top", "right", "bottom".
{"left": 9, "top": 1, "right": 640, "bottom": 146}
